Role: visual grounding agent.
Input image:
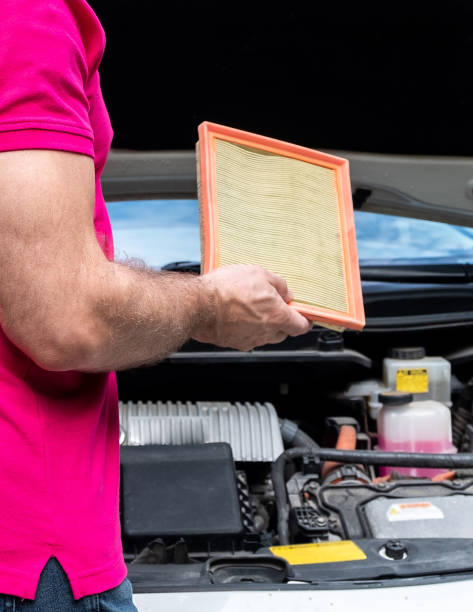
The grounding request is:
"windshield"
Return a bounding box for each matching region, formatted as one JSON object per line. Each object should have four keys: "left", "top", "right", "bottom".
{"left": 107, "top": 199, "right": 473, "bottom": 268}
{"left": 108, "top": 199, "right": 200, "bottom": 268}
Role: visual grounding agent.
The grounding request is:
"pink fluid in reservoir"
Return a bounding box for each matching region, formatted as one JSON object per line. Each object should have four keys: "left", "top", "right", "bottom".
{"left": 378, "top": 436, "right": 456, "bottom": 478}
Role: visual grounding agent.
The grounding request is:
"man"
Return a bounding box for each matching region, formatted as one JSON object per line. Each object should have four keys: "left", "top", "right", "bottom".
{"left": 0, "top": 1, "right": 311, "bottom": 610}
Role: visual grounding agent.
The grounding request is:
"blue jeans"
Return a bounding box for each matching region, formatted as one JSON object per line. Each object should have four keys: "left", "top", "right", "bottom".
{"left": 0, "top": 558, "right": 137, "bottom": 611}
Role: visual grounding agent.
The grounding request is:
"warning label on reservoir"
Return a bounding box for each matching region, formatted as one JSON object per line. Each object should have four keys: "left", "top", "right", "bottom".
{"left": 396, "top": 368, "right": 429, "bottom": 393}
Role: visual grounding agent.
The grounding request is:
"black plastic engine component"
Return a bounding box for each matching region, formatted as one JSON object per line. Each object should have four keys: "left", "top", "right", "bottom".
{"left": 325, "top": 416, "right": 360, "bottom": 434}
{"left": 206, "top": 555, "right": 293, "bottom": 584}
{"left": 236, "top": 471, "right": 255, "bottom": 533}
{"left": 388, "top": 347, "right": 426, "bottom": 359}
{"left": 315, "top": 330, "right": 344, "bottom": 352}
{"left": 384, "top": 540, "right": 407, "bottom": 560}
{"left": 120, "top": 443, "right": 243, "bottom": 538}
{"left": 127, "top": 538, "right": 473, "bottom": 590}
{"left": 290, "top": 507, "right": 329, "bottom": 540}
{"left": 285, "top": 469, "right": 473, "bottom": 543}
{"left": 272, "top": 446, "right": 473, "bottom": 545}
{"left": 318, "top": 479, "right": 473, "bottom": 539}
{"left": 379, "top": 391, "right": 413, "bottom": 405}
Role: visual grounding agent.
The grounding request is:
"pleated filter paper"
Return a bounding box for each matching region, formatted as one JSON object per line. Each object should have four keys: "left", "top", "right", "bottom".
{"left": 197, "top": 122, "right": 365, "bottom": 332}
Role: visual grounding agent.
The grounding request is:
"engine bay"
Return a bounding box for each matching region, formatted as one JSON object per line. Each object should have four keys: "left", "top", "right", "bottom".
{"left": 117, "top": 326, "right": 473, "bottom": 587}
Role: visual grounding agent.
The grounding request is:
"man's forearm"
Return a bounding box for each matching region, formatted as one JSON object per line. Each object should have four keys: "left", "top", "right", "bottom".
{"left": 58, "top": 259, "right": 313, "bottom": 373}
{"left": 0, "top": 151, "right": 311, "bottom": 373}
{"left": 81, "top": 261, "right": 214, "bottom": 372}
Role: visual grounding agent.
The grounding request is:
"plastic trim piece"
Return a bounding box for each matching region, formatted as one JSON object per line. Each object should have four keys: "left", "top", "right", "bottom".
{"left": 165, "top": 348, "right": 372, "bottom": 367}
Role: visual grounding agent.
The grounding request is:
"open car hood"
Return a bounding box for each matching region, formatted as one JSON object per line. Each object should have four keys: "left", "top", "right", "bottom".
{"left": 102, "top": 149, "right": 473, "bottom": 228}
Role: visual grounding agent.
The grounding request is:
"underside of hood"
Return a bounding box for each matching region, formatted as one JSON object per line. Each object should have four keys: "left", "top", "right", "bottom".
{"left": 92, "top": 1, "right": 473, "bottom": 226}
{"left": 102, "top": 149, "right": 473, "bottom": 228}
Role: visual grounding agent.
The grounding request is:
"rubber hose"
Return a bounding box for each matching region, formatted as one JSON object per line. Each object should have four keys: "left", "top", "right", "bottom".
{"left": 272, "top": 448, "right": 304, "bottom": 546}
{"left": 279, "top": 419, "right": 320, "bottom": 450}
{"left": 272, "top": 447, "right": 473, "bottom": 545}
{"left": 293, "top": 428, "right": 320, "bottom": 450}
{"left": 317, "top": 448, "right": 473, "bottom": 468}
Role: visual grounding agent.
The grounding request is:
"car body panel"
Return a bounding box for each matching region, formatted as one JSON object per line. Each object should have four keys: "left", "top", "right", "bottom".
{"left": 133, "top": 578, "right": 473, "bottom": 611}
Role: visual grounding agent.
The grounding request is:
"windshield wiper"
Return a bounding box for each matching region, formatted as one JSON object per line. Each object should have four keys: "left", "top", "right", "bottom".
{"left": 360, "top": 263, "right": 473, "bottom": 284}
{"left": 161, "top": 261, "right": 200, "bottom": 273}
{"left": 163, "top": 261, "right": 473, "bottom": 284}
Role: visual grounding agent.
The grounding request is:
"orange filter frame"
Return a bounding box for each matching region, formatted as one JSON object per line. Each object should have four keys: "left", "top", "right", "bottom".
{"left": 197, "top": 121, "right": 365, "bottom": 331}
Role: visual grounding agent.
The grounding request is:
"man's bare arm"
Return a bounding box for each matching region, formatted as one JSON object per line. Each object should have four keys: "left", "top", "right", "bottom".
{"left": 0, "top": 150, "right": 311, "bottom": 372}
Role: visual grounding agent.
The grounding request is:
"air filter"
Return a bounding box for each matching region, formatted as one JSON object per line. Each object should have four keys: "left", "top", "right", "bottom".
{"left": 197, "top": 122, "right": 365, "bottom": 331}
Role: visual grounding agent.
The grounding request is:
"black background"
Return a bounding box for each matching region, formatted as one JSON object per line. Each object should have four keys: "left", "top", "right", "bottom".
{"left": 91, "top": 1, "right": 473, "bottom": 155}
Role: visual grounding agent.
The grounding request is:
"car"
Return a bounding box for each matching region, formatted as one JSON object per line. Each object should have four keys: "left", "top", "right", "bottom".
{"left": 93, "top": 3, "right": 473, "bottom": 609}
{"left": 99, "top": 148, "right": 473, "bottom": 611}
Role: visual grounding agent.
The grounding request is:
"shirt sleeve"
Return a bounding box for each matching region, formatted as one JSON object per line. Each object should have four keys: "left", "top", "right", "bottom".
{"left": 0, "top": 0, "right": 95, "bottom": 157}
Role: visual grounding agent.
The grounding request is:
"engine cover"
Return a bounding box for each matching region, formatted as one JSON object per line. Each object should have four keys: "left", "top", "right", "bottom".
{"left": 120, "top": 443, "right": 243, "bottom": 538}
{"left": 288, "top": 473, "right": 473, "bottom": 540}
{"left": 364, "top": 495, "right": 473, "bottom": 538}
{"left": 119, "top": 400, "right": 284, "bottom": 462}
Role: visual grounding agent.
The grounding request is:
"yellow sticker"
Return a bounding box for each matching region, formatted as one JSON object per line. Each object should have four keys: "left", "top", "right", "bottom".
{"left": 396, "top": 368, "right": 429, "bottom": 393}
{"left": 269, "top": 540, "right": 367, "bottom": 565}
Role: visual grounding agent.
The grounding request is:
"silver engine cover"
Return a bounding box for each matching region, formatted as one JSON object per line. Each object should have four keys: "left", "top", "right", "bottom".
{"left": 364, "top": 495, "right": 473, "bottom": 538}
{"left": 119, "top": 400, "right": 284, "bottom": 462}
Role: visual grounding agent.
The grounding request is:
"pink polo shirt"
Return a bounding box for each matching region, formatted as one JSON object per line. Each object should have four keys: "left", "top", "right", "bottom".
{"left": 0, "top": 0, "right": 125, "bottom": 600}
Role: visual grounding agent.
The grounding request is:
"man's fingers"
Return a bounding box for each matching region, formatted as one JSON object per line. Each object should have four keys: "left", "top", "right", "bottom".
{"left": 281, "top": 306, "right": 312, "bottom": 337}
{"left": 265, "top": 270, "right": 291, "bottom": 302}
{"left": 263, "top": 269, "right": 310, "bottom": 336}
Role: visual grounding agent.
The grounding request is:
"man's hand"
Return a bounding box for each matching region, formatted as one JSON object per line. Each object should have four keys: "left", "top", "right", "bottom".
{"left": 193, "top": 265, "right": 311, "bottom": 351}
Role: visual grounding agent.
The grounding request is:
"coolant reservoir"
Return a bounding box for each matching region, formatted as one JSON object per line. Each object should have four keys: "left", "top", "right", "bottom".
{"left": 383, "top": 347, "right": 451, "bottom": 405}
{"left": 377, "top": 391, "right": 455, "bottom": 478}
